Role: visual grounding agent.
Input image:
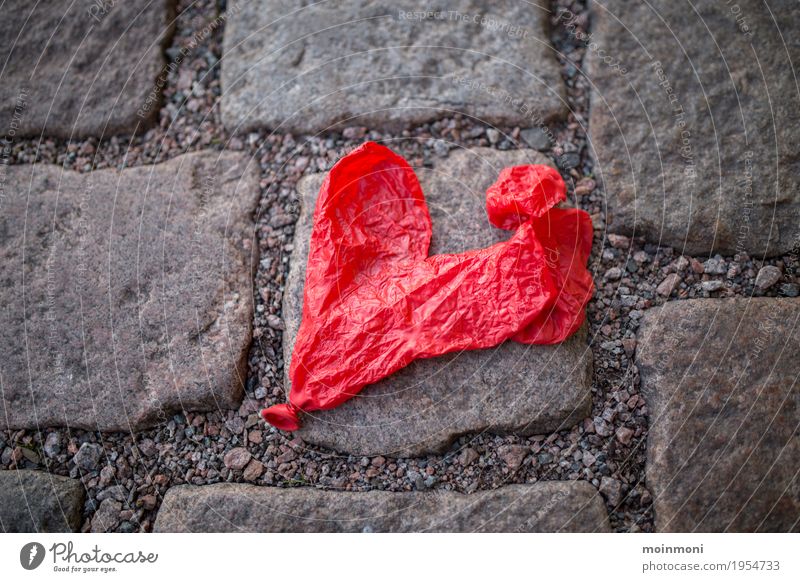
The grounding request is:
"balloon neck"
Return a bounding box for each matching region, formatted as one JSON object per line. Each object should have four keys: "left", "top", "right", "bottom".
{"left": 261, "top": 402, "right": 302, "bottom": 431}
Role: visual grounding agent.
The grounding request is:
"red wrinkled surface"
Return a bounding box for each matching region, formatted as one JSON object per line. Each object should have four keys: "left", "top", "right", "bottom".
{"left": 262, "top": 142, "right": 594, "bottom": 431}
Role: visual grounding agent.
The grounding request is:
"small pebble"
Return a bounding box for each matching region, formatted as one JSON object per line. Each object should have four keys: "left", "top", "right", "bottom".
{"left": 607, "top": 234, "right": 630, "bottom": 249}
{"left": 223, "top": 447, "right": 252, "bottom": 471}
{"left": 574, "top": 177, "right": 596, "bottom": 196}
{"left": 243, "top": 459, "right": 265, "bottom": 481}
{"left": 701, "top": 280, "right": 724, "bottom": 292}
{"left": 459, "top": 448, "right": 480, "bottom": 466}
{"left": 703, "top": 256, "right": 727, "bottom": 275}
{"left": 656, "top": 273, "right": 681, "bottom": 297}
{"left": 616, "top": 427, "right": 634, "bottom": 445}
{"left": 755, "top": 265, "right": 782, "bottom": 290}
{"left": 73, "top": 443, "right": 103, "bottom": 472}
{"left": 599, "top": 477, "right": 623, "bottom": 507}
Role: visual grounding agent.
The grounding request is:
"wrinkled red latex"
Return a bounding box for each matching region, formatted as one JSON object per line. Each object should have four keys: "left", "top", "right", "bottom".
{"left": 262, "top": 142, "right": 594, "bottom": 431}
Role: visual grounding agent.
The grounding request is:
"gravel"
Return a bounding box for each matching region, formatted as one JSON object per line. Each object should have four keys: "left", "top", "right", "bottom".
{"left": 2, "top": 0, "right": 798, "bottom": 534}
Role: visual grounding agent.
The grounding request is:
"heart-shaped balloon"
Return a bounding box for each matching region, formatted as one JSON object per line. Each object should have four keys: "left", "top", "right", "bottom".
{"left": 262, "top": 142, "right": 593, "bottom": 430}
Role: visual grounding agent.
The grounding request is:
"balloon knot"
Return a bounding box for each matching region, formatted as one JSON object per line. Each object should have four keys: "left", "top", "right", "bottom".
{"left": 261, "top": 402, "right": 302, "bottom": 431}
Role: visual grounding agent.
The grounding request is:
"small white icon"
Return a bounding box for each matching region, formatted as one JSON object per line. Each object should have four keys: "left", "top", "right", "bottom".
{"left": 28, "top": 544, "right": 38, "bottom": 566}
{"left": 20, "top": 542, "right": 46, "bottom": 570}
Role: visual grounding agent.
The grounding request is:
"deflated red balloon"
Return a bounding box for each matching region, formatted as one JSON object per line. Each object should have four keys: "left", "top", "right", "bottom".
{"left": 486, "top": 164, "right": 594, "bottom": 344}
{"left": 261, "top": 142, "right": 594, "bottom": 431}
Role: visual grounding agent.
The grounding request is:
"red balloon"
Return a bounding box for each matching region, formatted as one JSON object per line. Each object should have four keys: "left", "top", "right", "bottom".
{"left": 262, "top": 142, "right": 594, "bottom": 431}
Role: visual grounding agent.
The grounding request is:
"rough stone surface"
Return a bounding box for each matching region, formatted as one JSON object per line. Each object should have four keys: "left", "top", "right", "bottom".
{"left": 588, "top": 0, "right": 800, "bottom": 256}
{"left": 0, "top": 0, "right": 174, "bottom": 138}
{"left": 638, "top": 298, "right": 800, "bottom": 532}
{"left": 154, "top": 481, "right": 610, "bottom": 532}
{"left": 284, "top": 148, "right": 593, "bottom": 456}
{"left": 0, "top": 470, "right": 85, "bottom": 532}
{"left": 0, "top": 153, "right": 259, "bottom": 431}
{"left": 221, "top": 0, "right": 566, "bottom": 133}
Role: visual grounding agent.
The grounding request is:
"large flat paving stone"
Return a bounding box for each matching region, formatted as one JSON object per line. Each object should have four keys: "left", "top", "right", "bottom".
{"left": 638, "top": 298, "right": 800, "bottom": 532}
{"left": 154, "top": 481, "right": 610, "bottom": 532}
{"left": 0, "top": 152, "right": 259, "bottom": 431}
{"left": 588, "top": 0, "right": 800, "bottom": 256}
{"left": 0, "top": 470, "right": 85, "bottom": 532}
{"left": 221, "top": 0, "right": 566, "bottom": 133}
{"left": 284, "top": 148, "right": 593, "bottom": 456}
{"left": 0, "top": 0, "right": 174, "bottom": 138}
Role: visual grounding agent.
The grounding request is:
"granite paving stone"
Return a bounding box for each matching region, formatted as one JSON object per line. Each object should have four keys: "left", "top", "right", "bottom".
{"left": 0, "top": 470, "right": 85, "bottom": 532}
{"left": 0, "top": 152, "right": 259, "bottom": 431}
{"left": 154, "top": 481, "right": 611, "bottom": 532}
{"left": 221, "top": 0, "right": 566, "bottom": 133}
{"left": 638, "top": 298, "right": 800, "bottom": 532}
{"left": 588, "top": 0, "right": 800, "bottom": 256}
{"left": 0, "top": 0, "right": 175, "bottom": 138}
